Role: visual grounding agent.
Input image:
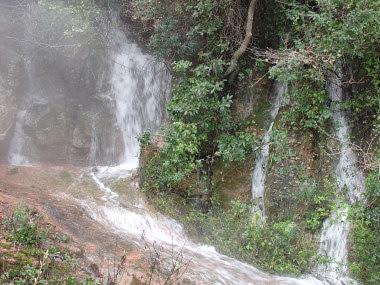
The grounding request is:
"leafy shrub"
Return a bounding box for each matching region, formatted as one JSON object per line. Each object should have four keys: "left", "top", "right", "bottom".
{"left": 283, "top": 85, "right": 331, "bottom": 132}
{"left": 142, "top": 59, "right": 252, "bottom": 194}
{"left": 216, "top": 132, "right": 258, "bottom": 163}
{"left": 298, "top": 178, "right": 335, "bottom": 232}
{"left": 132, "top": 0, "right": 232, "bottom": 60}
{"left": 246, "top": 221, "right": 316, "bottom": 275}
{"left": 138, "top": 130, "right": 152, "bottom": 149}
{"left": 349, "top": 170, "right": 380, "bottom": 284}
{"left": 141, "top": 122, "right": 201, "bottom": 190}
{"left": 2, "top": 205, "right": 46, "bottom": 246}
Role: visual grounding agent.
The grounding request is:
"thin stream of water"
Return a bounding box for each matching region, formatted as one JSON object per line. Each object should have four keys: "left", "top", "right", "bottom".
{"left": 316, "top": 71, "right": 365, "bottom": 284}
{"left": 251, "top": 81, "right": 287, "bottom": 222}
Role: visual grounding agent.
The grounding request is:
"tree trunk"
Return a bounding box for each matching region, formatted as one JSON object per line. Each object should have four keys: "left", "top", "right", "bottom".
{"left": 225, "top": 0, "right": 258, "bottom": 77}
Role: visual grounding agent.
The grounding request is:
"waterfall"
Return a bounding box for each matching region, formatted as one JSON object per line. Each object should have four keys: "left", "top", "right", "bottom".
{"left": 110, "top": 29, "right": 170, "bottom": 169}
{"left": 8, "top": 56, "right": 34, "bottom": 165}
{"left": 5, "top": 0, "right": 170, "bottom": 167}
{"left": 88, "top": 121, "right": 98, "bottom": 166}
{"left": 251, "top": 81, "right": 287, "bottom": 222}
{"left": 316, "top": 70, "right": 365, "bottom": 284}
{"left": 8, "top": 110, "right": 29, "bottom": 165}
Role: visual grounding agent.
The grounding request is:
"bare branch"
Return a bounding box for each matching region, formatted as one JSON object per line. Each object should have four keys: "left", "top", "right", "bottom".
{"left": 225, "top": 0, "right": 258, "bottom": 77}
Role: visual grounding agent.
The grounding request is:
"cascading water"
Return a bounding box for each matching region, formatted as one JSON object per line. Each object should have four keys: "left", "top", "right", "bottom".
{"left": 88, "top": 121, "right": 98, "bottom": 166}
{"left": 2, "top": 1, "right": 360, "bottom": 284}
{"left": 84, "top": 167, "right": 326, "bottom": 285}
{"left": 8, "top": 55, "right": 34, "bottom": 165}
{"left": 316, "top": 70, "right": 365, "bottom": 284}
{"left": 251, "top": 81, "right": 287, "bottom": 222}
{"left": 8, "top": 110, "right": 29, "bottom": 165}
{"left": 109, "top": 29, "right": 170, "bottom": 169}
{"left": 83, "top": 68, "right": 329, "bottom": 283}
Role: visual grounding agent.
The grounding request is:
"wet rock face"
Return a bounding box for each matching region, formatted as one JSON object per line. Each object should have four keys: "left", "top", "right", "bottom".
{"left": 17, "top": 95, "right": 121, "bottom": 165}
{"left": 0, "top": 1, "right": 124, "bottom": 166}
{"left": 5, "top": 53, "right": 122, "bottom": 165}
{"left": 2, "top": 1, "right": 170, "bottom": 166}
{"left": 0, "top": 90, "right": 17, "bottom": 142}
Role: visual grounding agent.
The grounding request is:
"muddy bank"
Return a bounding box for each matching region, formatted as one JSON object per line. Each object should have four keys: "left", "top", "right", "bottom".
{"left": 0, "top": 164, "right": 150, "bottom": 284}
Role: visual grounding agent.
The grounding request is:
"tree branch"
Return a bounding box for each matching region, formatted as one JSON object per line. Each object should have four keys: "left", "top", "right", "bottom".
{"left": 225, "top": 0, "right": 258, "bottom": 77}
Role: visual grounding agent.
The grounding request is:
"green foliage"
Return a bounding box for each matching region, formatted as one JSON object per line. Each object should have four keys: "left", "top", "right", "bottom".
{"left": 267, "top": 119, "right": 336, "bottom": 232}
{"left": 143, "top": 63, "right": 257, "bottom": 188}
{"left": 168, "top": 62, "right": 230, "bottom": 138}
{"left": 142, "top": 122, "right": 201, "bottom": 189}
{"left": 343, "top": 90, "right": 380, "bottom": 134}
{"left": 298, "top": 178, "right": 335, "bottom": 232}
{"left": 134, "top": 0, "right": 257, "bottom": 195}
{"left": 148, "top": 17, "right": 186, "bottom": 59}
{"left": 269, "top": 129, "right": 297, "bottom": 166}
{"left": 274, "top": 0, "right": 380, "bottom": 80}
{"left": 1, "top": 264, "right": 40, "bottom": 284}
{"left": 160, "top": 122, "right": 201, "bottom": 184}
{"left": 66, "top": 277, "right": 100, "bottom": 285}
{"left": 216, "top": 132, "right": 257, "bottom": 163}
{"left": 246, "top": 221, "right": 315, "bottom": 275}
{"left": 138, "top": 130, "right": 152, "bottom": 149}
{"left": 0, "top": 206, "right": 99, "bottom": 284}
{"left": 349, "top": 169, "right": 380, "bottom": 284}
{"left": 272, "top": 0, "right": 380, "bottom": 134}
{"left": 2, "top": 205, "right": 46, "bottom": 246}
{"left": 284, "top": 85, "right": 331, "bottom": 132}
{"left": 0, "top": 255, "right": 97, "bottom": 285}
{"left": 133, "top": 0, "right": 231, "bottom": 60}
{"left": 143, "top": 57, "right": 256, "bottom": 192}
{"left": 183, "top": 200, "right": 253, "bottom": 260}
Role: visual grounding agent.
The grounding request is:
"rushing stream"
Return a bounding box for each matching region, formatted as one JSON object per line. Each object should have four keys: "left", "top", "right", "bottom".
{"left": 0, "top": 1, "right": 365, "bottom": 284}
{"left": 84, "top": 167, "right": 325, "bottom": 284}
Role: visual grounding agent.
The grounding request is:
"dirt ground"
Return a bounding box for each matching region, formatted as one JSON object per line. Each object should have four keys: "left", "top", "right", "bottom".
{"left": 0, "top": 164, "right": 148, "bottom": 284}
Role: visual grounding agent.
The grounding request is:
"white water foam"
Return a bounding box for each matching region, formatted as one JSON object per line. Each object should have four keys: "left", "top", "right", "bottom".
{"left": 8, "top": 110, "right": 30, "bottom": 165}
{"left": 316, "top": 70, "right": 364, "bottom": 284}
{"left": 8, "top": 57, "right": 34, "bottom": 165}
{"left": 82, "top": 190, "right": 327, "bottom": 285}
{"left": 251, "top": 81, "right": 287, "bottom": 222}
{"left": 89, "top": 172, "right": 119, "bottom": 202}
{"left": 110, "top": 29, "right": 169, "bottom": 166}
